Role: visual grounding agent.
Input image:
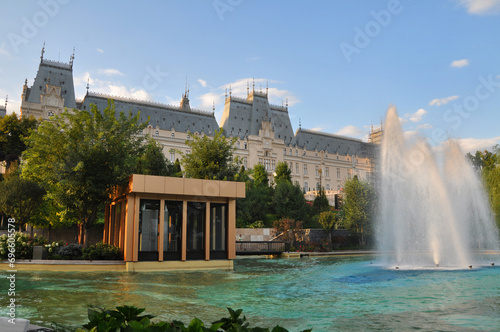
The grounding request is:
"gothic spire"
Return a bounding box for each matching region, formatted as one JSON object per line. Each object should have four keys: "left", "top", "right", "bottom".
{"left": 70, "top": 47, "right": 75, "bottom": 68}
{"left": 40, "top": 41, "right": 45, "bottom": 62}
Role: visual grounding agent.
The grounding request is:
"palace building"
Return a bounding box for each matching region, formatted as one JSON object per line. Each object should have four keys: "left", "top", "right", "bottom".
{"left": 20, "top": 47, "right": 378, "bottom": 198}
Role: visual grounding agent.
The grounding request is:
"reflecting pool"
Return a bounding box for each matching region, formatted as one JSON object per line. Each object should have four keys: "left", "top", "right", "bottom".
{"left": 1, "top": 256, "right": 499, "bottom": 331}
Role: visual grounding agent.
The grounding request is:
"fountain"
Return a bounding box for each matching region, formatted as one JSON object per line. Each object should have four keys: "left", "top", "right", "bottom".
{"left": 377, "top": 106, "right": 499, "bottom": 268}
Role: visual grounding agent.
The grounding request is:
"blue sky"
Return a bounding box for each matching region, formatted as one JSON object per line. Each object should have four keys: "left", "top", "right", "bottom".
{"left": 1, "top": 0, "right": 500, "bottom": 153}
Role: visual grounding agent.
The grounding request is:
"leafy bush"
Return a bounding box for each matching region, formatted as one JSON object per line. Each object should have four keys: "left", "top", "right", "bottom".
{"left": 76, "top": 305, "right": 312, "bottom": 332}
{"left": 0, "top": 232, "right": 47, "bottom": 260}
{"left": 53, "top": 243, "right": 83, "bottom": 260}
{"left": 82, "top": 242, "right": 123, "bottom": 260}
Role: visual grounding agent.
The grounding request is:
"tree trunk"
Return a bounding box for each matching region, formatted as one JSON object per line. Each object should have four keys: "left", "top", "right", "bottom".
{"left": 78, "top": 224, "right": 85, "bottom": 245}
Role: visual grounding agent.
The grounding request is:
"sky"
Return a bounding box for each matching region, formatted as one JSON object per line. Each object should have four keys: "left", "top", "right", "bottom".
{"left": 1, "top": 0, "right": 500, "bottom": 154}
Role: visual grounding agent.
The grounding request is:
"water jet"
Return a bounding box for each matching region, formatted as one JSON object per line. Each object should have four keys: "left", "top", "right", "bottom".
{"left": 377, "top": 106, "right": 499, "bottom": 268}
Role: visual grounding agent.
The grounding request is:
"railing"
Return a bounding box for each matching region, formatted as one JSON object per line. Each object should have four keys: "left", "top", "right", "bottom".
{"left": 236, "top": 241, "right": 289, "bottom": 255}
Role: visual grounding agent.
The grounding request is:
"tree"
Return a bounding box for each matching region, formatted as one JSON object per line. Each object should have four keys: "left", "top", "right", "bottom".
{"left": 252, "top": 163, "right": 269, "bottom": 187}
{"left": 181, "top": 129, "right": 239, "bottom": 180}
{"left": 341, "top": 176, "right": 376, "bottom": 246}
{"left": 0, "top": 113, "right": 38, "bottom": 170}
{"left": 237, "top": 185, "right": 272, "bottom": 227}
{"left": 274, "top": 161, "right": 291, "bottom": 184}
{"left": 318, "top": 210, "right": 337, "bottom": 243}
{"left": 273, "top": 181, "right": 307, "bottom": 222}
{"left": 0, "top": 168, "right": 46, "bottom": 233}
{"left": 136, "top": 138, "right": 171, "bottom": 176}
{"left": 22, "top": 100, "right": 147, "bottom": 245}
{"left": 313, "top": 187, "right": 330, "bottom": 213}
{"left": 478, "top": 146, "right": 500, "bottom": 228}
{"left": 172, "top": 158, "right": 182, "bottom": 177}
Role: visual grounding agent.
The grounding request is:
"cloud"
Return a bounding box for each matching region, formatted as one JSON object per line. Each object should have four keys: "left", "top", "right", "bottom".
{"left": 417, "top": 123, "right": 433, "bottom": 130}
{"left": 454, "top": 136, "right": 500, "bottom": 154}
{"left": 197, "top": 77, "right": 300, "bottom": 118}
{"left": 429, "top": 95, "right": 459, "bottom": 106}
{"left": 336, "top": 125, "right": 365, "bottom": 137}
{"left": 198, "top": 79, "right": 207, "bottom": 87}
{"left": 403, "top": 108, "right": 427, "bottom": 123}
{"left": 98, "top": 68, "right": 124, "bottom": 76}
{"left": 457, "top": 0, "right": 500, "bottom": 14}
{"left": 106, "top": 85, "right": 152, "bottom": 101}
{"left": 97, "top": 48, "right": 104, "bottom": 54}
{"left": 73, "top": 72, "right": 152, "bottom": 101}
{"left": 450, "top": 59, "right": 469, "bottom": 68}
{"left": 0, "top": 43, "right": 10, "bottom": 56}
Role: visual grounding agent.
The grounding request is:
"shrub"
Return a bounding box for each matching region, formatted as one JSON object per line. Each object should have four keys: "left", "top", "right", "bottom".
{"left": 76, "top": 305, "right": 312, "bottom": 332}
{"left": 54, "top": 243, "right": 83, "bottom": 260}
{"left": 82, "top": 242, "right": 123, "bottom": 260}
{"left": 0, "top": 232, "right": 47, "bottom": 260}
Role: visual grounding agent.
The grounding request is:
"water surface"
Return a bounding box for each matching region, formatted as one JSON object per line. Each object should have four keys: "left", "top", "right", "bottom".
{"left": 1, "top": 256, "right": 499, "bottom": 331}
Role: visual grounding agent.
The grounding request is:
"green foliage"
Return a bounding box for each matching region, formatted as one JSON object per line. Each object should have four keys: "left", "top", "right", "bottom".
{"left": 181, "top": 129, "right": 239, "bottom": 180}
{"left": 478, "top": 146, "right": 500, "bottom": 227}
{"left": 0, "top": 232, "right": 47, "bottom": 260}
{"left": 0, "top": 113, "right": 38, "bottom": 170}
{"left": 22, "top": 100, "right": 147, "bottom": 245}
{"left": 318, "top": 210, "right": 337, "bottom": 243}
{"left": 340, "top": 176, "right": 376, "bottom": 246}
{"left": 77, "top": 305, "right": 310, "bottom": 332}
{"left": 273, "top": 161, "right": 291, "bottom": 185}
{"left": 136, "top": 138, "right": 172, "bottom": 176}
{"left": 312, "top": 188, "right": 330, "bottom": 213}
{"left": 273, "top": 181, "right": 307, "bottom": 222}
{"left": 235, "top": 165, "right": 251, "bottom": 183}
{"left": 0, "top": 172, "right": 46, "bottom": 226}
{"left": 251, "top": 163, "right": 269, "bottom": 188}
{"left": 237, "top": 185, "right": 272, "bottom": 227}
{"left": 82, "top": 242, "right": 123, "bottom": 260}
{"left": 53, "top": 243, "right": 83, "bottom": 260}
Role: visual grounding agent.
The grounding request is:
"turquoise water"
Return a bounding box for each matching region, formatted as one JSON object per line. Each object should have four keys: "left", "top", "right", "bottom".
{"left": 1, "top": 256, "right": 499, "bottom": 331}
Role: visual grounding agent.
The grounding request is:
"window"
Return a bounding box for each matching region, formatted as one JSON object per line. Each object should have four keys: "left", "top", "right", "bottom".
{"left": 264, "top": 159, "right": 270, "bottom": 171}
{"left": 187, "top": 202, "right": 206, "bottom": 260}
{"left": 186, "top": 150, "right": 190, "bottom": 155}
{"left": 259, "top": 158, "right": 263, "bottom": 164}
{"left": 244, "top": 142, "right": 247, "bottom": 149}
{"left": 295, "top": 150, "right": 298, "bottom": 156}
{"left": 325, "top": 167, "right": 329, "bottom": 178}
{"left": 315, "top": 166, "right": 319, "bottom": 177}
{"left": 171, "top": 132, "right": 175, "bottom": 138}
{"left": 169, "top": 151, "right": 175, "bottom": 162}
{"left": 210, "top": 203, "right": 228, "bottom": 259}
{"left": 271, "top": 159, "right": 276, "bottom": 170}
{"left": 164, "top": 201, "right": 183, "bottom": 260}
{"left": 47, "top": 111, "right": 54, "bottom": 117}
{"left": 325, "top": 154, "right": 328, "bottom": 159}
{"left": 296, "top": 163, "right": 299, "bottom": 175}
{"left": 303, "top": 164, "right": 308, "bottom": 175}
{"left": 155, "top": 130, "right": 159, "bottom": 136}
{"left": 138, "top": 199, "right": 159, "bottom": 261}
{"left": 237, "top": 141, "right": 240, "bottom": 148}
{"left": 290, "top": 148, "right": 292, "bottom": 155}
{"left": 304, "top": 181, "right": 309, "bottom": 192}
{"left": 348, "top": 169, "right": 352, "bottom": 179}
{"left": 337, "top": 168, "right": 341, "bottom": 179}
{"left": 326, "top": 184, "right": 330, "bottom": 190}
{"left": 283, "top": 148, "right": 286, "bottom": 155}
{"left": 244, "top": 157, "right": 247, "bottom": 168}
{"left": 187, "top": 135, "right": 190, "bottom": 140}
